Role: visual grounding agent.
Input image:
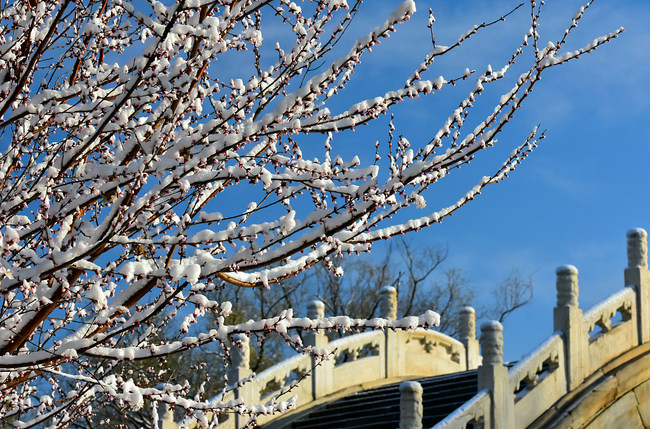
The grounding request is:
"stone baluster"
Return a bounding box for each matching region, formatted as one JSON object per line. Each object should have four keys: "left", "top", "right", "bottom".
{"left": 379, "top": 286, "right": 398, "bottom": 320}
{"left": 160, "top": 403, "right": 176, "bottom": 429}
{"left": 305, "top": 300, "right": 332, "bottom": 399}
{"left": 305, "top": 300, "right": 327, "bottom": 349}
{"left": 459, "top": 306, "right": 480, "bottom": 370}
{"left": 382, "top": 286, "right": 403, "bottom": 378}
{"left": 228, "top": 334, "right": 257, "bottom": 429}
{"left": 553, "top": 265, "right": 585, "bottom": 391}
{"left": 399, "top": 381, "right": 423, "bottom": 429}
{"left": 228, "top": 334, "right": 251, "bottom": 387}
{"left": 480, "top": 321, "right": 503, "bottom": 366}
{"left": 478, "top": 321, "right": 514, "bottom": 428}
{"left": 625, "top": 228, "right": 650, "bottom": 344}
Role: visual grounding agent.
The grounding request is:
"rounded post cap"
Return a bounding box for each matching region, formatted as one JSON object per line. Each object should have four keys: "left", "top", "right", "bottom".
{"left": 479, "top": 320, "right": 504, "bottom": 365}
{"left": 459, "top": 306, "right": 476, "bottom": 339}
{"left": 380, "top": 286, "right": 397, "bottom": 294}
{"left": 306, "top": 300, "right": 325, "bottom": 319}
{"left": 307, "top": 300, "right": 325, "bottom": 310}
{"left": 480, "top": 320, "right": 503, "bottom": 333}
{"left": 627, "top": 228, "right": 648, "bottom": 268}
{"left": 556, "top": 265, "right": 578, "bottom": 276}
{"left": 400, "top": 381, "right": 423, "bottom": 393}
{"left": 232, "top": 332, "right": 248, "bottom": 342}
{"left": 627, "top": 228, "right": 648, "bottom": 238}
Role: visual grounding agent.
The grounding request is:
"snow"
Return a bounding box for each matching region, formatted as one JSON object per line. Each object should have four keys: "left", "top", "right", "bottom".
{"left": 629, "top": 228, "right": 648, "bottom": 237}
{"left": 583, "top": 287, "right": 635, "bottom": 330}
{"left": 434, "top": 389, "right": 490, "bottom": 429}
{"left": 86, "top": 284, "right": 107, "bottom": 310}
{"left": 170, "top": 263, "right": 201, "bottom": 285}
{"left": 481, "top": 320, "right": 503, "bottom": 331}
{"left": 61, "top": 348, "right": 78, "bottom": 359}
{"left": 118, "top": 261, "right": 154, "bottom": 282}
{"left": 556, "top": 265, "right": 578, "bottom": 275}
{"left": 507, "top": 333, "right": 562, "bottom": 387}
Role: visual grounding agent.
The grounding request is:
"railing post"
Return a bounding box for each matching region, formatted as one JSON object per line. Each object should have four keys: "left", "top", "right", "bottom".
{"left": 380, "top": 285, "right": 398, "bottom": 321}
{"left": 399, "top": 381, "right": 423, "bottom": 429}
{"left": 305, "top": 300, "right": 328, "bottom": 349}
{"left": 625, "top": 228, "right": 650, "bottom": 344}
{"left": 460, "top": 306, "right": 480, "bottom": 370}
{"left": 228, "top": 333, "right": 251, "bottom": 387}
{"left": 160, "top": 403, "right": 176, "bottom": 429}
{"left": 228, "top": 334, "right": 257, "bottom": 428}
{"left": 553, "top": 265, "right": 585, "bottom": 390}
{"left": 382, "top": 286, "right": 402, "bottom": 379}
{"left": 305, "top": 300, "right": 332, "bottom": 399}
{"left": 478, "top": 321, "right": 514, "bottom": 429}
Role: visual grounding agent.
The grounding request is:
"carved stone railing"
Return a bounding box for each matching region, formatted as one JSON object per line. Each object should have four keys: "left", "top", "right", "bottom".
{"left": 509, "top": 334, "right": 564, "bottom": 428}
{"left": 433, "top": 228, "right": 650, "bottom": 429}
{"left": 435, "top": 389, "right": 491, "bottom": 429}
{"left": 179, "top": 286, "right": 480, "bottom": 429}
{"left": 328, "top": 330, "right": 385, "bottom": 389}
{"left": 176, "top": 229, "right": 650, "bottom": 429}
{"left": 253, "top": 352, "right": 312, "bottom": 409}
{"left": 584, "top": 286, "right": 637, "bottom": 371}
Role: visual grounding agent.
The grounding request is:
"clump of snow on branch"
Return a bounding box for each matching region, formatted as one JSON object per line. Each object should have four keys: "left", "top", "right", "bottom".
{"left": 0, "top": 0, "right": 621, "bottom": 426}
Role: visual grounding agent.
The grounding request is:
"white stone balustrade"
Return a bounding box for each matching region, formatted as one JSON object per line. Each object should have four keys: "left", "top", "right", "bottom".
{"left": 583, "top": 287, "right": 635, "bottom": 338}
{"left": 184, "top": 288, "right": 479, "bottom": 429}
{"left": 433, "top": 228, "right": 650, "bottom": 429}
{"left": 583, "top": 287, "right": 637, "bottom": 372}
{"left": 329, "top": 330, "right": 384, "bottom": 388}
{"left": 254, "top": 353, "right": 312, "bottom": 405}
{"left": 508, "top": 334, "right": 564, "bottom": 428}
{"left": 183, "top": 229, "right": 650, "bottom": 429}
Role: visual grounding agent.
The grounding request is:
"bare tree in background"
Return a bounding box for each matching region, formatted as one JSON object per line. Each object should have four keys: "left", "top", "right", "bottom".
{"left": 0, "top": 0, "right": 621, "bottom": 425}
{"left": 483, "top": 269, "right": 533, "bottom": 323}
{"left": 313, "top": 241, "right": 449, "bottom": 320}
{"left": 312, "top": 240, "right": 530, "bottom": 337}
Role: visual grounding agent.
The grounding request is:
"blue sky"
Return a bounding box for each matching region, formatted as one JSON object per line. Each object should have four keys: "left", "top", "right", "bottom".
{"left": 317, "top": 0, "right": 650, "bottom": 360}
